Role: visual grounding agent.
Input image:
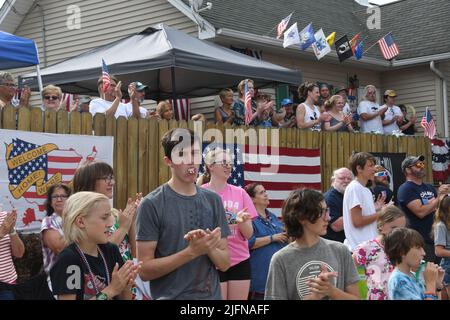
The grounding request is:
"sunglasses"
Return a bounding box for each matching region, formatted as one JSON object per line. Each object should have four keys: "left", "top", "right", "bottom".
{"left": 412, "top": 162, "right": 425, "bottom": 169}
{"left": 374, "top": 171, "right": 388, "bottom": 177}
{"left": 44, "top": 96, "right": 60, "bottom": 100}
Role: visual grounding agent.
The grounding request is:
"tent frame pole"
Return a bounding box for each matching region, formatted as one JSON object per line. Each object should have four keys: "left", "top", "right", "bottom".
{"left": 171, "top": 66, "right": 179, "bottom": 120}
{"left": 36, "top": 65, "right": 44, "bottom": 105}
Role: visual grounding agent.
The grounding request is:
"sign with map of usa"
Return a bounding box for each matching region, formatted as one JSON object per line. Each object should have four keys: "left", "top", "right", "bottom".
{"left": 0, "top": 129, "right": 113, "bottom": 233}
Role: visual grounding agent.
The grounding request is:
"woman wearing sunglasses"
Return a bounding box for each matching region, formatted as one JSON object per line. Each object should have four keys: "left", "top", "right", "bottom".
{"left": 41, "top": 85, "right": 77, "bottom": 112}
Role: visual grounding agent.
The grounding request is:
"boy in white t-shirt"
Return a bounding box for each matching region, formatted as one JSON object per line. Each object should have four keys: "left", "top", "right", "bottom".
{"left": 343, "top": 152, "right": 387, "bottom": 251}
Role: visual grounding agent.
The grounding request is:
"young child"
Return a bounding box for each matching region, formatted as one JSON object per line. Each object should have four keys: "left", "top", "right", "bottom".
{"left": 353, "top": 205, "right": 406, "bottom": 300}
{"left": 434, "top": 195, "right": 450, "bottom": 298}
{"left": 385, "top": 227, "right": 444, "bottom": 300}
{"left": 265, "top": 189, "right": 359, "bottom": 300}
{"left": 50, "top": 192, "right": 140, "bottom": 300}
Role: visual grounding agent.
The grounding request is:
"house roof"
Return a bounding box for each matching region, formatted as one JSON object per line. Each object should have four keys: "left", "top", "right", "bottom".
{"left": 183, "top": 0, "right": 450, "bottom": 62}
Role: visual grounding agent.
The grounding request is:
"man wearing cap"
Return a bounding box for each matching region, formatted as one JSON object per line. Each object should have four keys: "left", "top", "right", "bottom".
{"left": 357, "top": 85, "right": 388, "bottom": 134}
{"left": 77, "top": 95, "right": 91, "bottom": 113}
{"left": 277, "top": 98, "right": 296, "bottom": 128}
{"left": 90, "top": 75, "right": 129, "bottom": 118}
{"left": 125, "top": 81, "right": 149, "bottom": 119}
{"left": 0, "top": 71, "right": 30, "bottom": 109}
{"left": 381, "top": 90, "right": 403, "bottom": 135}
{"left": 397, "top": 155, "right": 450, "bottom": 263}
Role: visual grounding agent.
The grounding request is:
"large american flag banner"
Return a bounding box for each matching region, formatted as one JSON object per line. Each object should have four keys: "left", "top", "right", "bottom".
{"left": 377, "top": 33, "right": 399, "bottom": 60}
{"left": 0, "top": 129, "right": 113, "bottom": 232}
{"left": 200, "top": 143, "right": 321, "bottom": 215}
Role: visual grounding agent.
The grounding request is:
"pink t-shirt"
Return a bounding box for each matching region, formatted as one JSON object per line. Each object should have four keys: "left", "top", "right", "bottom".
{"left": 0, "top": 211, "right": 17, "bottom": 284}
{"left": 202, "top": 183, "right": 257, "bottom": 267}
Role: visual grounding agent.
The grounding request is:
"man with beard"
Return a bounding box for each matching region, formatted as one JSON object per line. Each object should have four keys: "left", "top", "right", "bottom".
{"left": 371, "top": 165, "right": 393, "bottom": 204}
{"left": 397, "top": 155, "right": 450, "bottom": 263}
{"left": 324, "top": 168, "right": 353, "bottom": 242}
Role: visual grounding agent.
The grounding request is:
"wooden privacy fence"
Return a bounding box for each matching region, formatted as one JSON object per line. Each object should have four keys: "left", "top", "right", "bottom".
{"left": 0, "top": 106, "right": 432, "bottom": 210}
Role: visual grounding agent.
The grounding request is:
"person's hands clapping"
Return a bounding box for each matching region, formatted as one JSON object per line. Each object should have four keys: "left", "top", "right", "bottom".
{"left": 0, "top": 209, "right": 17, "bottom": 238}
{"left": 114, "top": 81, "right": 123, "bottom": 100}
{"left": 185, "top": 227, "right": 222, "bottom": 257}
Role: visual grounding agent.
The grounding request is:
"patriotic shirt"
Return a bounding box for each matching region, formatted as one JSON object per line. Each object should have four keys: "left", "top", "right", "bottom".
{"left": 202, "top": 183, "right": 257, "bottom": 267}
{"left": 40, "top": 213, "right": 64, "bottom": 274}
{"left": 0, "top": 211, "right": 17, "bottom": 284}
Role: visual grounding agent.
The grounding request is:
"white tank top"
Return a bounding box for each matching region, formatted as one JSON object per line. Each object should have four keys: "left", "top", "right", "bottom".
{"left": 301, "top": 103, "right": 321, "bottom": 131}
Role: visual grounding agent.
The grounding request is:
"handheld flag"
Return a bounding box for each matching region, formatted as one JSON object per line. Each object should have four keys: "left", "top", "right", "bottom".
{"left": 276, "top": 12, "right": 293, "bottom": 39}
{"left": 244, "top": 80, "right": 253, "bottom": 125}
{"left": 354, "top": 41, "right": 364, "bottom": 60}
{"left": 326, "top": 32, "right": 336, "bottom": 47}
{"left": 312, "top": 29, "right": 331, "bottom": 60}
{"left": 299, "top": 23, "right": 315, "bottom": 50}
{"left": 377, "top": 33, "right": 399, "bottom": 60}
{"left": 335, "top": 35, "right": 353, "bottom": 62}
{"left": 283, "top": 23, "right": 300, "bottom": 48}
{"left": 421, "top": 107, "right": 436, "bottom": 139}
{"left": 101, "top": 59, "right": 111, "bottom": 93}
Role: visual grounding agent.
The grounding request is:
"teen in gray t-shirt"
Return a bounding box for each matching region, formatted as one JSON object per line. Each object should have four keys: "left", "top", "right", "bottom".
{"left": 265, "top": 189, "right": 359, "bottom": 300}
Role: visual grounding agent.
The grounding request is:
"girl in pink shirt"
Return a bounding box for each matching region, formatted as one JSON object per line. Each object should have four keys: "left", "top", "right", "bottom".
{"left": 202, "top": 148, "right": 257, "bottom": 300}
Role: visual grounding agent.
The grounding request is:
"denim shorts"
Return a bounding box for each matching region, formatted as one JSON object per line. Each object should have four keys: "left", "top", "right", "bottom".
{"left": 440, "top": 258, "right": 450, "bottom": 286}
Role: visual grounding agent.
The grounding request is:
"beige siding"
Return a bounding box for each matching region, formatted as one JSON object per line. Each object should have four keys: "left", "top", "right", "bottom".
{"left": 6, "top": 0, "right": 198, "bottom": 108}
{"left": 441, "top": 60, "right": 450, "bottom": 137}
{"left": 381, "top": 65, "right": 440, "bottom": 135}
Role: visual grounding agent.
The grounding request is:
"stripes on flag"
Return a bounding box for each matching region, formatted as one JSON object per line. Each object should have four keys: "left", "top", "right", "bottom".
{"left": 171, "top": 98, "right": 190, "bottom": 121}
{"left": 244, "top": 81, "right": 253, "bottom": 125}
{"left": 421, "top": 107, "right": 436, "bottom": 139}
{"left": 377, "top": 33, "right": 399, "bottom": 60}
{"left": 102, "top": 58, "right": 111, "bottom": 93}
{"left": 200, "top": 143, "right": 321, "bottom": 216}
{"left": 276, "top": 12, "right": 293, "bottom": 39}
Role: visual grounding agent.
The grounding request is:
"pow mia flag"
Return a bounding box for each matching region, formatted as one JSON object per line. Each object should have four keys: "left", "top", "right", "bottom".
{"left": 335, "top": 35, "right": 353, "bottom": 62}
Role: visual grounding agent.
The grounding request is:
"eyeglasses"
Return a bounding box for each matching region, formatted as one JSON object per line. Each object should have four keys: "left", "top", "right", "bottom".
{"left": 98, "top": 174, "right": 114, "bottom": 183}
{"left": 51, "top": 194, "right": 69, "bottom": 200}
{"left": 44, "top": 96, "right": 60, "bottom": 100}
{"left": 0, "top": 83, "right": 17, "bottom": 88}
{"left": 214, "top": 160, "right": 233, "bottom": 168}
{"left": 319, "top": 207, "right": 330, "bottom": 219}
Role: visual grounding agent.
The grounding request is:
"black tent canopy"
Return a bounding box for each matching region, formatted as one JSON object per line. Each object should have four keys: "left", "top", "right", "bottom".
{"left": 22, "top": 23, "right": 302, "bottom": 100}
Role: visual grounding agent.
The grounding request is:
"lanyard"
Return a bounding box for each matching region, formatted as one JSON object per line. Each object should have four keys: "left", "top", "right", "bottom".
{"left": 75, "top": 244, "right": 110, "bottom": 294}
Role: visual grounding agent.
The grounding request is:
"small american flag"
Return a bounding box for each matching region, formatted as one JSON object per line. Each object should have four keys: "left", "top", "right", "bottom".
{"left": 276, "top": 12, "right": 293, "bottom": 39}
{"left": 200, "top": 143, "right": 321, "bottom": 216}
{"left": 244, "top": 81, "right": 253, "bottom": 125}
{"left": 377, "top": 33, "right": 399, "bottom": 60}
{"left": 102, "top": 58, "right": 111, "bottom": 93}
{"left": 421, "top": 107, "right": 436, "bottom": 139}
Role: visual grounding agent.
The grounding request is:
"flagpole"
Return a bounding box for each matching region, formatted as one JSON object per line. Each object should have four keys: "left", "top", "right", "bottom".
{"left": 264, "top": 11, "right": 295, "bottom": 37}
{"left": 362, "top": 31, "right": 392, "bottom": 55}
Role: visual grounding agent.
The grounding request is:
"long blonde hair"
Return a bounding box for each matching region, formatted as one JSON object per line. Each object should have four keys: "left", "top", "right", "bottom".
{"left": 62, "top": 191, "right": 110, "bottom": 245}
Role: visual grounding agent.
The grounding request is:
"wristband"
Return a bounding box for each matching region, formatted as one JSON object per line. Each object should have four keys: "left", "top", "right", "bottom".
{"left": 270, "top": 235, "right": 273, "bottom": 243}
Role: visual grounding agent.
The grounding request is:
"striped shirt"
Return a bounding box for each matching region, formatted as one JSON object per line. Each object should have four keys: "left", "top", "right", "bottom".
{"left": 0, "top": 211, "right": 17, "bottom": 284}
{"left": 40, "top": 213, "right": 64, "bottom": 274}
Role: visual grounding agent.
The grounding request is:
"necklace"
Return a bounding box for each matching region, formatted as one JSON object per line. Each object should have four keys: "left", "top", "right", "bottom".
{"left": 75, "top": 243, "right": 111, "bottom": 294}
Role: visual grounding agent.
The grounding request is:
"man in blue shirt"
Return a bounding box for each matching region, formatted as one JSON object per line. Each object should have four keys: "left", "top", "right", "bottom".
{"left": 397, "top": 155, "right": 449, "bottom": 263}
{"left": 324, "top": 168, "right": 354, "bottom": 243}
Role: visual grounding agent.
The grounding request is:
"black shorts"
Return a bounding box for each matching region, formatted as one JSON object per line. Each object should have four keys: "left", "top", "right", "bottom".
{"left": 219, "top": 258, "right": 251, "bottom": 282}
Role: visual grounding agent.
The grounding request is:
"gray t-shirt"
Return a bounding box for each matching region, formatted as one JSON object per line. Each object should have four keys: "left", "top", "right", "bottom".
{"left": 434, "top": 222, "right": 450, "bottom": 250}
{"left": 265, "top": 237, "right": 359, "bottom": 300}
{"left": 136, "top": 183, "right": 231, "bottom": 300}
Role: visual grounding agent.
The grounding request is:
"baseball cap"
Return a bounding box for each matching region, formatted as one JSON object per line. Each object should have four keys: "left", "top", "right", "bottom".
{"left": 384, "top": 89, "right": 397, "bottom": 97}
{"left": 401, "top": 155, "right": 425, "bottom": 172}
{"left": 78, "top": 95, "right": 91, "bottom": 104}
{"left": 334, "top": 86, "right": 348, "bottom": 94}
{"left": 133, "top": 81, "right": 148, "bottom": 91}
{"left": 281, "top": 98, "right": 293, "bottom": 107}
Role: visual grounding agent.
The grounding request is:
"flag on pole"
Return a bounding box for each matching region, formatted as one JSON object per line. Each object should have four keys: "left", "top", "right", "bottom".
{"left": 276, "top": 12, "right": 293, "bottom": 39}
{"left": 101, "top": 59, "right": 111, "bottom": 93}
{"left": 421, "top": 107, "right": 436, "bottom": 139}
{"left": 377, "top": 33, "right": 400, "bottom": 60}
{"left": 244, "top": 80, "right": 253, "bottom": 125}
{"left": 350, "top": 33, "right": 361, "bottom": 53}
{"left": 354, "top": 41, "right": 364, "bottom": 60}
{"left": 335, "top": 35, "right": 353, "bottom": 62}
{"left": 299, "top": 23, "right": 315, "bottom": 50}
{"left": 283, "top": 23, "right": 300, "bottom": 48}
{"left": 326, "top": 32, "right": 336, "bottom": 47}
{"left": 312, "top": 29, "right": 331, "bottom": 60}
